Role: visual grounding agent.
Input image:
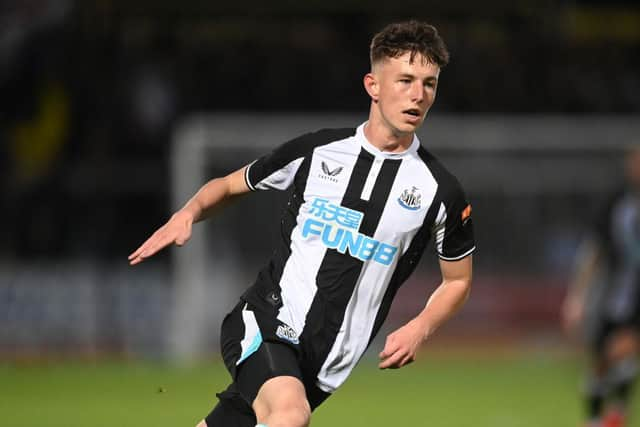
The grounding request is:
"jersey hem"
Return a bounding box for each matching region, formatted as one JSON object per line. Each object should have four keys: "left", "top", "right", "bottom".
{"left": 315, "top": 379, "right": 336, "bottom": 394}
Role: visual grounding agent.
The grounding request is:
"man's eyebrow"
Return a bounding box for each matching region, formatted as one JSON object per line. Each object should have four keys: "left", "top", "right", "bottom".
{"left": 397, "top": 73, "right": 438, "bottom": 81}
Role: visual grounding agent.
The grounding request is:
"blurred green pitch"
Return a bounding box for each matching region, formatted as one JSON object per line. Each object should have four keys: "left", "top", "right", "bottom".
{"left": 1, "top": 351, "right": 636, "bottom": 427}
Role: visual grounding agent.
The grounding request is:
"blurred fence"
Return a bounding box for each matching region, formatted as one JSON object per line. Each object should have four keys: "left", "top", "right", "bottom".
{"left": 1, "top": 113, "right": 639, "bottom": 360}
{"left": 0, "top": 260, "right": 169, "bottom": 358}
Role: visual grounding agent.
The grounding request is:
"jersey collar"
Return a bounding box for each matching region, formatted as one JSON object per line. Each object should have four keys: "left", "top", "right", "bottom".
{"left": 356, "top": 122, "right": 420, "bottom": 159}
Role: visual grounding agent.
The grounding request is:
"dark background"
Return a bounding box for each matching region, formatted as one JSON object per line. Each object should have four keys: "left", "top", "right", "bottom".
{"left": 1, "top": 0, "right": 639, "bottom": 357}
{"left": 2, "top": 0, "right": 639, "bottom": 261}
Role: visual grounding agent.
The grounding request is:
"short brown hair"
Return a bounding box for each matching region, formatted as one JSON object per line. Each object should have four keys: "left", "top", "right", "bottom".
{"left": 370, "top": 20, "right": 450, "bottom": 68}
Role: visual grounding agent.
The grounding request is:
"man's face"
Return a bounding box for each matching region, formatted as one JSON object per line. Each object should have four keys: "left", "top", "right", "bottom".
{"left": 369, "top": 52, "right": 440, "bottom": 135}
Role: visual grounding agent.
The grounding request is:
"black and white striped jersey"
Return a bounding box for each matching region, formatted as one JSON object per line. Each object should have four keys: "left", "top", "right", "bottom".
{"left": 595, "top": 188, "right": 640, "bottom": 322}
{"left": 239, "top": 122, "right": 475, "bottom": 393}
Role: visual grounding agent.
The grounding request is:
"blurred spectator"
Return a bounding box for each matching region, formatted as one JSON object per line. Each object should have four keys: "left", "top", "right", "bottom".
{"left": 563, "top": 147, "right": 640, "bottom": 427}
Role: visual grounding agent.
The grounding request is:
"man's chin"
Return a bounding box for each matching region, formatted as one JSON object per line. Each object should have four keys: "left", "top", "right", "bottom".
{"left": 396, "top": 121, "right": 421, "bottom": 133}
{"left": 383, "top": 117, "right": 424, "bottom": 136}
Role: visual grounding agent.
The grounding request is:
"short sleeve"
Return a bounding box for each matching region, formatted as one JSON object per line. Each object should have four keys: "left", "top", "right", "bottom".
{"left": 244, "top": 128, "right": 355, "bottom": 192}
{"left": 432, "top": 182, "right": 476, "bottom": 261}
{"left": 244, "top": 134, "right": 310, "bottom": 191}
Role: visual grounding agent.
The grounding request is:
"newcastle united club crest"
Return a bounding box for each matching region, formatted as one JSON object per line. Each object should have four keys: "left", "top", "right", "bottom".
{"left": 398, "top": 186, "right": 422, "bottom": 210}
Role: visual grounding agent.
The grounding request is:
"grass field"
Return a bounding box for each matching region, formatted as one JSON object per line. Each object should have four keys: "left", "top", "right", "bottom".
{"left": 1, "top": 350, "right": 638, "bottom": 427}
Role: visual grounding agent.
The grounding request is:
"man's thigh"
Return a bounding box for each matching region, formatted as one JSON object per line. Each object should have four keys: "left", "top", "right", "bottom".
{"left": 236, "top": 340, "right": 305, "bottom": 404}
{"left": 219, "top": 303, "right": 331, "bottom": 407}
{"left": 206, "top": 339, "right": 307, "bottom": 427}
{"left": 252, "top": 375, "right": 310, "bottom": 425}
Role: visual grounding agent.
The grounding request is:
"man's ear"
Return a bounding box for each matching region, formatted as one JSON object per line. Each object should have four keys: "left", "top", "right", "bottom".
{"left": 364, "top": 73, "right": 379, "bottom": 103}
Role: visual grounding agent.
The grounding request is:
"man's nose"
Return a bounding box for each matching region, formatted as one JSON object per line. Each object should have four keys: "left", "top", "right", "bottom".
{"left": 411, "top": 82, "right": 424, "bottom": 103}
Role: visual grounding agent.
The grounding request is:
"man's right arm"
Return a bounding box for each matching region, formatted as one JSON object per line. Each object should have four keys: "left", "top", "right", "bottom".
{"left": 128, "top": 166, "right": 250, "bottom": 265}
{"left": 561, "top": 237, "right": 602, "bottom": 334}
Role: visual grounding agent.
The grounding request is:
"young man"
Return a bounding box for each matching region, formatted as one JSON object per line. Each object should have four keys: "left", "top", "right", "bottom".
{"left": 130, "top": 21, "right": 475, "bottom": 427}
{"left": 563, "top": 148, "right": 640, "bottom": 427}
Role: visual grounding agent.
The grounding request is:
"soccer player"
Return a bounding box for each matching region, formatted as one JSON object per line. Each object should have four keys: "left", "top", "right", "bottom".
{"left": 563, "top": 147, "right": 640, "bottom": 427}
{"left": 129, "top": 20, "right": 475, "bottom": 427}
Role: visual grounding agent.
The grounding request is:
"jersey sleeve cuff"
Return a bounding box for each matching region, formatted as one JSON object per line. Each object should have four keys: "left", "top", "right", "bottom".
{"left": 438, "top": 246, "right": 476, "bottom": 261}
{"left": 244, "top": 161, "right": 258, "bottom": 191}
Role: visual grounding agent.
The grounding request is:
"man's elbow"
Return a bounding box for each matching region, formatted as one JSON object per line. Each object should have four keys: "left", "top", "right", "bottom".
{"left": 453, "top": 277, "right": 472, "bottom": 301}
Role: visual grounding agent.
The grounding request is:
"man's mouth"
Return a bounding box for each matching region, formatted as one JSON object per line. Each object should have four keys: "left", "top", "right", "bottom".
{"left": 403, "top": 109, "right": 421, "bottom": 117}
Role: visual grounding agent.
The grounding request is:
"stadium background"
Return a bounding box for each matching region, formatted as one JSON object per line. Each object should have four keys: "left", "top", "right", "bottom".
{"left": 1, "top": 0, "right": 640, "bottom": 426}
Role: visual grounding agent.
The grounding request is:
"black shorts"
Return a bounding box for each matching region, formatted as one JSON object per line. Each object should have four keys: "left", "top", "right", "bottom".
{"left": 591, "top": 317, "right": 640, "bottom": 356}
{"left": 204, "top": 302, "right": 330, "bottom": 427}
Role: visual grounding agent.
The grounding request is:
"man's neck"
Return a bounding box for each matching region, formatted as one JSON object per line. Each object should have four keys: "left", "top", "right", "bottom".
{"left": 364, "top": 110, "right": 415, "bottom": 154}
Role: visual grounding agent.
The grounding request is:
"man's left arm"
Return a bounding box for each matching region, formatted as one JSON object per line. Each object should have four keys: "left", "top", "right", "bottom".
{"left": 378, "top": 255, "right": 473, "bottom": 369}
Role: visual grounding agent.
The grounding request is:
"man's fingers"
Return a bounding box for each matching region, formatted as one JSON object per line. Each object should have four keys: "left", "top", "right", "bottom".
{"left": 379, "top": 335, "right": 399, "bottom": 357}
{"left": 129, "top": 242, "right": 154, "bottom": 262}
{"left": 379, "top": 353, "right": 402, "bottom": 369}
{"left": 138, "top": 239, "right": 167, "bottom": 259}
{"left": 129, "top": 256, "right": 144, "bottom": 266}
{"left": 128, "top": 221, "right": 192, "bottom": 265}
{"left": 379, "top": 348, "right": 404, "bottom": 369}
{"left": 379, "top": 345, "right": 395, "bottom": 360}
{"left": 129, "top": 246, "right": 151, "bottom": 265}
{"left": 128, "top": 249, "right": 147, "bottom": 264}
{"left": 128, "top": 233, "right": 175, "bottom": 265}
{"left": 129, "top": 231, "right": 162, "bottom": 260}
{"left": 400, "top": 354, "right": 414, "bottom": 367}
{"left": 128, "top": 245, "right": 146, "bottom": 260}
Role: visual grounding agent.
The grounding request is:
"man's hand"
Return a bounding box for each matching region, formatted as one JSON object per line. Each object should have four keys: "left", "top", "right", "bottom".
{"left": 127, "top": 167, "right": 250, "bottom": 266}
{"left": 378, "top": 257, "right": 472, "bottom": 370}
{"left": 378, "top": 319, "right": 427, "bottom": 369}
{"left": 128, "top": 210, "right": 194, "bottom": 265}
